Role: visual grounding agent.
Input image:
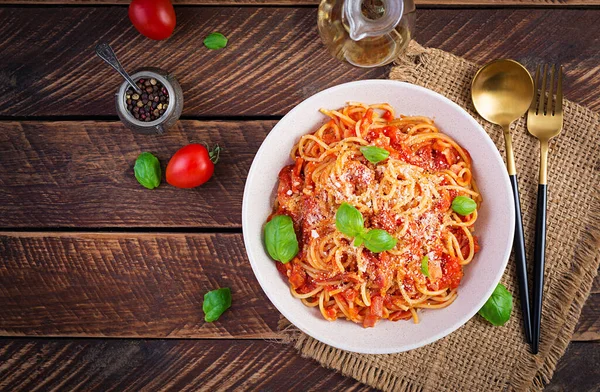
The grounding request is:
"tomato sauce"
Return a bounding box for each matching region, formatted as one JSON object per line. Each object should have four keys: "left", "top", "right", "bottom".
{"left": 270, "top": 107, "right": 479, "bottom": 328}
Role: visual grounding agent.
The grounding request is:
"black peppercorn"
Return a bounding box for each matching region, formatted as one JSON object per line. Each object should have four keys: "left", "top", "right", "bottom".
{"left": 126, "top": 77, "right": 170, "bottom": 122}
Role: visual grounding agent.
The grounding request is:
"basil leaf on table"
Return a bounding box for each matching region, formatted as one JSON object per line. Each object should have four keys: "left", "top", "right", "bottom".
{"left": 361, "top": 229, "right": 397, "bottom": 253}
{"left": 478, "top": 283, "right": 513, "bottom": 326}
{"left": 204, "top": 32, "right": 228, "bottom": 50}
{"left": 451, "top": 195, "right": 477, "bottom": 216}
{"left": 421, "top": 255, "right": 430, "bottom": 277}
{"left": 203, "top": 287, "right": 232, "bottom": 322}
{"left": 360, "top": 145, "right": 390, "bottom": 164}
{"left": 264, "top": 215, "right": 299, "bottom": 263}
{"left": 336, "top": 202, "right": 365, "bottom": 237}
{"left": 134, "top": 152, "right": 161, "bottom": 190}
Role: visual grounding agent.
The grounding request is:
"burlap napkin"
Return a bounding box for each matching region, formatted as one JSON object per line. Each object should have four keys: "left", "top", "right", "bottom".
{"left": 281, "top": 42, "right": 600, "bottom": 391}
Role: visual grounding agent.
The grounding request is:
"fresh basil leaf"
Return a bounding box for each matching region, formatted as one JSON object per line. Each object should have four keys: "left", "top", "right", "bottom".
{"left": 134, "top": 152, "right": 161, "bottom": 190}
{"left": 361, "top": 229, "right": 397, "bottom": 253}
{"left": 421, "top": 255, "right": 430, "bottom": 277}
{"left": 336, "top": 203, "right": 365, "bottom": 237}
{"left": 451, "top": 195, "right": 477, "bottom": 216}
{"left": 264, "top": 215, "right": 299, "bottom": 263}
{"left": 360, "top": 146, "right": 390, "bottom": 164}
{"left": 203, "top": 287, "right": 232, "bottom": 322}
{"left": 478, "top": 283, "right": 513, "bottom": 326}
{"left": 204, "top": 32, "right": 228, "bottom": 50}
{"left": 353, "top": 235, "right": 364, "bottom": 247}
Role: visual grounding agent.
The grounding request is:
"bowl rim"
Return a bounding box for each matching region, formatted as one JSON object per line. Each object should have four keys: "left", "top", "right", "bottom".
{"left": 242, "top": 79, "right": 515, "bottom": 354}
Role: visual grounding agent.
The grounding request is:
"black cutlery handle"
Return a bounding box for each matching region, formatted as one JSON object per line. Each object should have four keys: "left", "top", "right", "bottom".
{"left": 531, "top": 184, "right": 547, "bottom": 354}
{"left": 509, "top": 174, "right": 533, "bottom": 344}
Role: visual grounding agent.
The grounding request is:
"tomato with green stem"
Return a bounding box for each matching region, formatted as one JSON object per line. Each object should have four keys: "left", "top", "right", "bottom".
{"left": 166, "top": 144, "right": 221, "bottom": 188}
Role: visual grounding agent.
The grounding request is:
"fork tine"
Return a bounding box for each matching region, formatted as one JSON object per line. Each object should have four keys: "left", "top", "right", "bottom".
{"left": 530, "top": 65, "right": 540, "bottom": 114}
{"left": 537, "top": 64, "right": 548, "bottom": 114}
{"left": 555, "top": 65, "right": 563, "bottom": 114}
{"left": 547, "top": 65, "right": 555, "bottom": 115}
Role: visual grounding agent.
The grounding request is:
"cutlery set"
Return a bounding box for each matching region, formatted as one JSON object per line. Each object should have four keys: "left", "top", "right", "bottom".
{"left": 471, "top": 60, "right": 564, "bottom": 354}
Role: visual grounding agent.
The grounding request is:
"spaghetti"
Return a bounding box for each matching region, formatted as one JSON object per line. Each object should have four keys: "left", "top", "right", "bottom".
{"left": 270, "top": 103, "right": 481, "bottom": 327}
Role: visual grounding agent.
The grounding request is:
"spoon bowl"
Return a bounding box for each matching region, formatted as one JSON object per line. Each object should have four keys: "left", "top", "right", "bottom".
{"left": 471, "top": 59, "right": 534, "bottom": 127}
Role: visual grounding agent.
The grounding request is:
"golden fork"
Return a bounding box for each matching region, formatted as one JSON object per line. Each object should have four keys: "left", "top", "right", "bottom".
{"left": 527, "top": 64, "right": 564, "bottom": 354}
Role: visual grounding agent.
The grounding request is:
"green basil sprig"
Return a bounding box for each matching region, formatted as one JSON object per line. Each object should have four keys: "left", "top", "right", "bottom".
{"left": 134, "top": 152, "right": 161, "bottom": 190}
{"left": 421, "top": 255, "right": 430, "bottom": 277}
{"left": 451, "top": 195, "right": 477, "bottom": 216}
{"left": 478, "top": 283, "right": 513, "bottom": 326}
{"left": 360, "top": 146, "right": 390, "bottom": 164}
{"left": 264, "top": 215, "right": 299, "bottom": 263}
{"left": 335, "top": 203, "right": 397, "bottom": 253}
{"left": 335, "top": 202, "right": 364, "bottom": 237}
{"left": 360, "top": 229, "right": 397, "bottom": 251}
{"left": 204, "top": 32, "right": 228, "bottom": 50}
{"left": 203, "top": 287, "right": 232, "bottom": 322}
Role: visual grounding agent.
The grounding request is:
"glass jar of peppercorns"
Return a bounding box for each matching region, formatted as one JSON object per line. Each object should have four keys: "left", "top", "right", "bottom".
{"left": 115, "top": 67, "right": 183, "bottom": 135}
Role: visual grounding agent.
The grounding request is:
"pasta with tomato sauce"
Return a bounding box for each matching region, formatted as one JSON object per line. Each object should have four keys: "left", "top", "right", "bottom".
{"left": 268, "top": 103, "right": 481, "bottom": 327}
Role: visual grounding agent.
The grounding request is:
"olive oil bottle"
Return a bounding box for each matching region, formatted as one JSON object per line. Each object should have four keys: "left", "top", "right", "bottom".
{"left": 318, "top": 0, "right": 416, "bottom": 68}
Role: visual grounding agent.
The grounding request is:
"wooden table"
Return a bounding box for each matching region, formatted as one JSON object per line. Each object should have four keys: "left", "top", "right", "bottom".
{"left": 0, "top": 0, "right": 598, "bottom": 390}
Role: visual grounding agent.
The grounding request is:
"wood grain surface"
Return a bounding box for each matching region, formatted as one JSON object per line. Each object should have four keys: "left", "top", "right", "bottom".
{"left": 0, "top": 339, "right": 373, "bottom": 392}
{"left": 0, "top": 8, "right": 599, "bottom": 118}
{"left": 0, "top": 232, "right": 279, "bottom": 338}
{"left": 1, "top": 0, "right": 599, "bottom": 5}
{"left": 0, "top": 120, "right": 271, "bottom": 228}
{"left": 0, "top": 338, "right": 598, "bottom": 392}
{"left": 0, "top": 232, "right": 597, "bottom": 341}
{"left": 1, "top": 2, "right": 599, "bottom": 391}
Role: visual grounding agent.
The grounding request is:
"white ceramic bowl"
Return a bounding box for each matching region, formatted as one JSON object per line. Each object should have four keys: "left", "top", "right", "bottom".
{"left": 242, "top": 80, "right": 515, "bottom": 354}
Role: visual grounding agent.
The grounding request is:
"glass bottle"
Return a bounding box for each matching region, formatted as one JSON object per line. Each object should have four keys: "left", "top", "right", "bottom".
{"left": 318, "top": 0, "right": 416, "bottom": 68}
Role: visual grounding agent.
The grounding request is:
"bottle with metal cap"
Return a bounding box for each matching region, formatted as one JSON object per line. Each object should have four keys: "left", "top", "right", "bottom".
{"left": 318, "top": 0, "right": 415, "bottom": 68}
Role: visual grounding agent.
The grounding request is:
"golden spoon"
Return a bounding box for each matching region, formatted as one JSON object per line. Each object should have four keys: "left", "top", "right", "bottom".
{"left": 471, "top": 59, "right": 534, "bottom": 347}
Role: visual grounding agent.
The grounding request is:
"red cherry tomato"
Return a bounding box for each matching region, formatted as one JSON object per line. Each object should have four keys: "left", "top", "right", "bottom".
{"left": 129, "top": 0, "right": 176, "bottom": 41}
{"left": 166, "top": 144, "right": 221, "bottom": 188}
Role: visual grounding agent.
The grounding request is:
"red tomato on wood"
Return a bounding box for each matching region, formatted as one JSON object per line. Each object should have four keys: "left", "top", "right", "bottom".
{"left": 166, "top": 144, "right": 221, "bottom": 188}
{"left": 129, "top": 0, "right": 176, "bottom": 41}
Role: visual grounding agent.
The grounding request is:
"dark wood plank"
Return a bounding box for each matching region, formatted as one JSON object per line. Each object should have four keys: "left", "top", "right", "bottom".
{"left": 0, "top": 7, "right": 384, "bottom": 118}
{"left": 0, "top": 232, "right": 281, "bottom": 338}
{"left": 0, "top": 338, "right": 596, "bottom": 391}
{"left": 545, "top": 342, "right": 600, "bottom": 392}
{"left": 0, "top": 338, "right": 375, "bottom": 392}
{"left": 1, "top": 8, "right": 599, "bottom": 117}
{"left": 0, "top": 120, "right": 271, "bottom": 228}
{"left": 572, "top": 291, "right": 599, "bottom": 341}
{"left": 1, "top": 0, "right": 598, "bottom": 5}
{"left": 1, "top": 232, "right": 597, "bottom": 341}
